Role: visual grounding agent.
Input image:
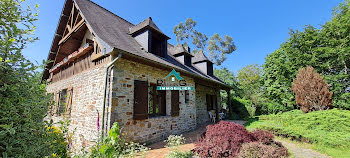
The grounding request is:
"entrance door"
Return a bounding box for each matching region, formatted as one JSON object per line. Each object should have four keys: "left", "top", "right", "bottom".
{"left": 206, "top": 94, "right": 218, "bottom": 121}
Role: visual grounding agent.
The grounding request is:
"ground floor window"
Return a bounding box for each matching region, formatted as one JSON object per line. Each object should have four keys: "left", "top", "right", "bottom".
{"left": 58, "top": 89, "right": 67, "bottom": 115}
{"left": 148, "top": 83, "right": 166, "bottom": 117}
{"left": 51, "top": 88, "right": 73, "bottom": 117}
{"left": 134, "top": 80, "right": 180, "bottom": 120}
{"left": 206, "top": 94, "right": 217, "bottom": 111}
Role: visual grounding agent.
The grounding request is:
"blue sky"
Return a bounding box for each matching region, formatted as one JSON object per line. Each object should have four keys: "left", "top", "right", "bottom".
{"left": 23, "top": 0, "right": 343, "bottom": 74}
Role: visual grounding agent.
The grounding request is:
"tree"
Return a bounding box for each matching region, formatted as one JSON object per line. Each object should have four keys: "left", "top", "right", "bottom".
{"left": 262, "top": 49, "right": 295, "bottom": 108}
{"left": 237, "top": 64, "right": 262, "bottom": 101}
{"left": 263, "top": 0, "right": 350, "bottom": 109}
{"left": 173, "top": 18, "right": 207, "bottom": 51}
{"left": 0, "top": 0, "right": 66, "bottom": 157}
{"left": 214, "top": 67, "right": 241, "bottom": 108}
{"left": 174, "top": 18, "right": 236, "bottom": 65}
{"left": 291, "top": 66, "right": 333, "bottom": 113}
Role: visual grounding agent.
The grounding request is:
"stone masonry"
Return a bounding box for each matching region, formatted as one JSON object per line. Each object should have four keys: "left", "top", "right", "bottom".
{"left": 109, "top": 58, "right": 198, "bottom": 144}
{"left": 46, "top": 57, "right": 221, "bottom": 152}
{"left": 46, "top": 62, "right": 107, "bottom": 152}
{"left": 195, "top": 84, "right": 220, "bottom": 125}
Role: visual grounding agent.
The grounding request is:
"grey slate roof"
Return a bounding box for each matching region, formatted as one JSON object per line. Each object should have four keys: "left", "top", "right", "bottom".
{"left": 44, "top": 0, "right": 229, "bottom": 88}
{"left": 168, "top": 44, "right": 193, "bottom": 57}
{"left": 192, "top": 51, "right": 211, "bottom": 64}
{"left": 129, "top": 17, "right": 169, "bottom": 39}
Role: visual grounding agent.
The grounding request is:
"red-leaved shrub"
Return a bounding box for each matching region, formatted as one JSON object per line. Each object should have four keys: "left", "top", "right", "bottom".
{"left": 192, "top": 121, "right": 255, "bottom": 158}
{"left": 238, "top": 142, "right": 288, "bottom": 158}
{"left": 251, "top": 129, "right": 274, "bottom": 144}
{"left": 193, "top": 121, "right": 288, "bottom": 158}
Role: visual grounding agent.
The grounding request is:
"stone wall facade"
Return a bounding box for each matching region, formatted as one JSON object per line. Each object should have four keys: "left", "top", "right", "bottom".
{"left": 109, "top": 59, "right": 197, "bottom": 144}
{"left": 46, "top": 57, "right": 221, "bottom": 151}
{"left": 195, "top": 84, "right": 220, "bottom": 125}
{"left": 46, "top": 62, "right": 107, "bottom": 152}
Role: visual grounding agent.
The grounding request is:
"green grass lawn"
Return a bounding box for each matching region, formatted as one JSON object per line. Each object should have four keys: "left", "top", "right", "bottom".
{"left": 244, "top": 109, "right": 350, "bottom": 158}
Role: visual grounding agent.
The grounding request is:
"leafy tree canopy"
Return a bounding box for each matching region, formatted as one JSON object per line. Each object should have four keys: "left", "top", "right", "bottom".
{"left": 0, "top": 0, "right": 66, "bottom": 157}
{"left": 237, "top": 64, "right": 262, "bottom": 100}
{"left": 263, "top": 0, "right": 350, "bottom": 109}
{"left": 174, "top": 18, "right": 236, "bottom": 65}
{"left": 214, "top": 67, "right": 240, "bottom": 109}
{"left": 214, "top": 67, "right": 240, "bottom": 93}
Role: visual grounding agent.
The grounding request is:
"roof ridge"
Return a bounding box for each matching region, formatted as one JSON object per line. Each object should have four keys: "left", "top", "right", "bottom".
{"left": 145, "top": 17, "right": 152, "bottom": 25}
{"left": 200, "top": 51, "right": 209, "bottom": 60}
{"left": 192, "top": 50, "right": 211, "bottom": 63}
{"left": 81, "top": 0, "right": 135, "bottom": 26}
{"left": 133, "top": 17, "right": 151, "bottom": 27}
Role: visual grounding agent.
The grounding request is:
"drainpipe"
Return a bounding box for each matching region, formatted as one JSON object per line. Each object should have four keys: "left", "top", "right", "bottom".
{"left": 101, "top": 52, "right": 122, "bottom": 138}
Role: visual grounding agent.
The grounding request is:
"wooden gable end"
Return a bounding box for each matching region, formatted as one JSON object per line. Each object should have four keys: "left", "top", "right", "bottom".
{"left": 46, "top": 0, "right": 108, "bottom": 83}
{"left": 53, "top": 3, "right": 87, "bottom": 66}
{"left": 50, "top": 0, "right": 106, "bottom": 67}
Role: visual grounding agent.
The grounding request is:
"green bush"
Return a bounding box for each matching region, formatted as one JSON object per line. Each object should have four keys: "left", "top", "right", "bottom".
{"left": 166, "top": 150, "right": 193, "bottom": 158}
{"left": 334, "top": 93, "right": 350, "bottom": 110}
{"left": 164, "top": 135, "right": 186, "bottom": 148}
{"left": 121, "top": 142, "right": 149, "bottom": 158}
{"left": 164, "top": 134, "right": 192, "bottom": 158}
{"left": 89, "top": 123, "right": 149, "bottom": 158}
{"left": 0, "top": 0, "right": 69, "bottom": 157}
{"left": 46, "top": 124, "right": 69, "bottom": 157}
{"left": 231, "top": 97, "right": 254, "bottom": 118}
{"left": 0, "top": 68, "right": 69, "bottom": 158}
{"left": 231, "top": 96, "right": 291, "bottom": 117}
{"left": 246, "top": 109, "right": 350, "bottom": 157}
{"left": 259, "top": 102, "right": 289, "bottom": 115}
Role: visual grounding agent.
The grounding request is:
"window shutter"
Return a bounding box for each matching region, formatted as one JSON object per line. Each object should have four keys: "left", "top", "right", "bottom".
{"left": 159, "top": 90, "right": 166, "bottom": 115}
{"left": 54, "top": 92, "right": 60, "bottom": 116}
{"left": 65, "top": 87, "right": 73, "bottom": 116}
{"left": 213, "top": 95, "right": 219, "bottom": 122}
{"left": 206, "top": 94, "right": 212, "bottom": 111}
{"left": 171, "top": 90, "right": 180, "bottom": 116}
{"left": 206, "top": 94, "right": 209, "bottom": 110}
{"left": 213, "top": 95, "right": 217, "bottom": 110}
{"left": 134, "top": 80, "right": 149, "bottom": 120}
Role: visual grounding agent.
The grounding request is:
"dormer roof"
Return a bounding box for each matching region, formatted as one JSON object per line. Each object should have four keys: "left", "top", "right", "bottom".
{"left": 169, "top": 44, "right": 194, "bottom": 57}
{"left": 192, "top": 51, "right": 212, "bottom": 64}
{"left": 129, "top": 17, "right": 170, "bottom": 39}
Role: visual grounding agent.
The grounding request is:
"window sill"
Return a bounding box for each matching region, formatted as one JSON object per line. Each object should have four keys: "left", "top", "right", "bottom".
{"left": 148, "top": 115, "right": 171, "bottom": 120}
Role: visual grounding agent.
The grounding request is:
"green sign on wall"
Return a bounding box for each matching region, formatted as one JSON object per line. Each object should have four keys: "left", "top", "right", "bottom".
{"left": 157, "top": 69, "right": 194, "bottom": 91}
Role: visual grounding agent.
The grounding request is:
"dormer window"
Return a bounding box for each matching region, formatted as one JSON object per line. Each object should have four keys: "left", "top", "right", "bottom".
{"left": 129, "top": 17, "right": 170, "bottom": 58}
{"left": 150, "top": 31, "right": 166, "bottom": 57}
{"left": 192, "top": 51, "right": 214, "bottom": 76}
{"left": 171, "top": 44, "right": 194, "bottom": 66}
{"left": 184, "top": 55, "right": 192, "bottom": 66}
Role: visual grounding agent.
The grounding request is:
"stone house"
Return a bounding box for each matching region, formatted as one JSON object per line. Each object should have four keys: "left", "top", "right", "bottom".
{"left": 42, "top": 0, "right": 231, "bottom": 152}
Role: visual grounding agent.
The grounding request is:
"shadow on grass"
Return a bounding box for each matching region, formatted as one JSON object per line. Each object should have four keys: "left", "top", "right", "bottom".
{"left": 243, "top": 117, "right": 259, "bottom": 127}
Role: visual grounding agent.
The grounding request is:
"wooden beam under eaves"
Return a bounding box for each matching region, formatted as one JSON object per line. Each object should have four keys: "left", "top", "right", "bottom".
{"left": 62, "top": 14, "right": 69, "bottom": 18}
{"left": 57, "top": 53, "right": 69, "bottom": 57}
{"left": 58, "top": 3, "right": 85, "bottom": 46}
{"left": 58, "top": 20, "right": 85, "bottom": 45}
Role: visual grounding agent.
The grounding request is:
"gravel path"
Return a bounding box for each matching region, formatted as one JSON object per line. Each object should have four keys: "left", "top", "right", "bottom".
{"left": 275, "top": 138, "right": 331, "bottom": 158}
